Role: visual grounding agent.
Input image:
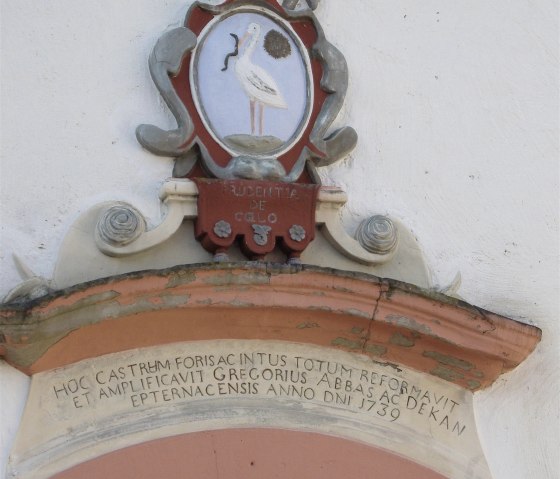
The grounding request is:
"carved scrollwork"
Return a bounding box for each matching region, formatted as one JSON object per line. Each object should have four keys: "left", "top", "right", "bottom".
{"left": 136, "top": 28, "right": 197, "bottom": 158}
{"left": 276, "top": 6, "right": 358, "bottom": 174}
{"left": 307, "top": 36, "right": 358, "bottom": 168}
{"left": 96, "top": 203, "right": 146, "bottom": 247}
{"left": 282, "top": 0, "right": 321, "bottom": 11}
{"left": 94, "top": 180, "right": 198, "bottom": 258}
{"left": 356, "top": 215, "right": 398, "bottom": 255}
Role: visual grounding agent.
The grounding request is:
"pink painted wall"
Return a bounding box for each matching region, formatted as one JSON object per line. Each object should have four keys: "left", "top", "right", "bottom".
{"left": 53, "top": 428, "right": 445, "bottom": 479}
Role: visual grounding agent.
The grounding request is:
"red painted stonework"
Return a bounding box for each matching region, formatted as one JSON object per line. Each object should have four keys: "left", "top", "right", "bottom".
{"left": 194, "top": 179, "right": 319, "bottom": 259}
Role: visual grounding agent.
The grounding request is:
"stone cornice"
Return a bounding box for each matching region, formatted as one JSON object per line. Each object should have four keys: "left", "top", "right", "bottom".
{"left": 0, "top": 263, "right": 541, "bottom": 390}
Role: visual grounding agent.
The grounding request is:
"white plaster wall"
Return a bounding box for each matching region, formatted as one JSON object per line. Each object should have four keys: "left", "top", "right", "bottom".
{"left": 1, "top": 1, "right": 558, "bottom": 478}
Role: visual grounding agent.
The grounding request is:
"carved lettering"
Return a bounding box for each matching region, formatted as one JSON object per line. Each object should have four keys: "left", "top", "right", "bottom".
{"left": 48, "top": 347, "right": 467, "bottom": 437}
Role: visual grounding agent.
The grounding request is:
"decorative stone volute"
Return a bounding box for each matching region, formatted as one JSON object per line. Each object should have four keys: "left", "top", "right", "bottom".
{"left": 356, "top": 215, "right": 398, "bottom": 255}
{"left": 96, "top": 203, "right": 146, "bottom": 247}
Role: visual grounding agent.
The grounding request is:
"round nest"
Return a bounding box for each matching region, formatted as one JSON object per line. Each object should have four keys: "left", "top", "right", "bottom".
{"left": 263, "top": 29, "right": 292, "bottom": 59}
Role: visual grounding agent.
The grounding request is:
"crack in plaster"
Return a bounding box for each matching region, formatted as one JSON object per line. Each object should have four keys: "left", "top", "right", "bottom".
{"left": 473, "top": 307, "right": 497, "bottom": 335}
{"left": 361, "top": 280, "right": 386, "bottom": 357}
{"left": 369, "top": 359, "right": 402, "bottom": 372}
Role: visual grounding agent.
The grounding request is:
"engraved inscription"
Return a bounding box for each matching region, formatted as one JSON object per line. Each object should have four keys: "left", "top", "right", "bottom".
{"left": 194, "top": 180, "right": 318, "bottom": 257}
{"left": 226, "top": 183, "right": 300, "bottom": 227}
{"left": 48, "top": 346, "right": 467, "bottom": 438}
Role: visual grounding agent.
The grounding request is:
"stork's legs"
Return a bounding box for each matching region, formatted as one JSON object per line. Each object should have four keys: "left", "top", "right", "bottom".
{"left": 258, "top": 103, "right": 264, "bottom": 136}
{"left": 250, "top": 99, "right": 256, "bottom": 135}
{"left": 249, "top": 100, "right": 265, "bottom": 136}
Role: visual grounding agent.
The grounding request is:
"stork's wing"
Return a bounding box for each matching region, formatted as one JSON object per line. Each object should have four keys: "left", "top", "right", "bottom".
{"left": 247, "top": 70, "right": 277, "bottom": 96}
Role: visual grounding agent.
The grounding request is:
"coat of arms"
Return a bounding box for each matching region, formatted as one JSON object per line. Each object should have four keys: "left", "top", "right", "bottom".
{"left": 133, "top": 0, "right": 358, "bottom": 261}
{"left": 90, "top": 0, "right": 397, "bottom": 265}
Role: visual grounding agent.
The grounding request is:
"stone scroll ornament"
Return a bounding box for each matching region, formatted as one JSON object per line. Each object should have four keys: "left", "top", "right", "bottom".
{"left": 135, "top": 0, "right": 365, "bottom": 261}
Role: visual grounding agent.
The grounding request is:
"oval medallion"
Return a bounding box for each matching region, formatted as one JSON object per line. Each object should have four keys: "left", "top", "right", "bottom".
{"left": 191, "top": 8, "right": 313, "bottom": 158}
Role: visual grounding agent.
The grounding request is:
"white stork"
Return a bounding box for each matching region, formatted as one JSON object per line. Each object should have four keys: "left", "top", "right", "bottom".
{"left": 235, "top": 23, "right": 288, "bottom": 136}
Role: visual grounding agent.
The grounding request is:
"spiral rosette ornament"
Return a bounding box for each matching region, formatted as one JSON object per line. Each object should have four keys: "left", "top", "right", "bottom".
{"left": 356, "top": 215, "right": 398, "bottom": 255}
{"left": 96, "top": 203, "right": 146, "bottom": 247}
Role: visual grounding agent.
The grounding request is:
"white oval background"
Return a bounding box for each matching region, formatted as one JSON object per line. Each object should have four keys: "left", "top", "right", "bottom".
{"left": 192, "top": 10, "right": 311, "bottom": 157}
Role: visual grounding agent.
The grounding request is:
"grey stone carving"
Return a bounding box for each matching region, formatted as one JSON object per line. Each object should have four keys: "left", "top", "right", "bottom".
{"left": 286, "top": 256, "right": 302, "bottom": 265}
{"left": 355, "top": 215, "right": 398, "bottom": 255}
{"left": 252, "top": 224, "right": 272, "bottom": 246}
{"left": 282, "top": 0, "right": 299, "bottom": 9}
{"left": 219, "top": 155, "right": 287, "bottom": 181}
{"left": 94, "top": 180, "right": 198, "bottom": 257}
{"left": 213, "top": 252, "right": 230, "bottom": 263}
{"left": 283, "top": 0, "right": 321, "bottom": 10}
{"left": 136, "top": 28, "right": 197, "bottom": 158}
{"left": 96, "top": 203, "right": 146, "bottom": 247}
{"left": 2, "top": 255, "right": 53, "bottom": 304}
{"left": 289, "top": 224, "right": 306, "bottom": 242}
{"left": 136, "top": 1, "right": 356, "bottom": 183}
{"left": 213, "top": 220, "right": 232, "bottom": 238}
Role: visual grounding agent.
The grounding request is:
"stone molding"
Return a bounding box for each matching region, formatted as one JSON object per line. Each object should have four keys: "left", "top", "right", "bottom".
{"left": 92, "top": 179, "right": 398, "bottom": 264}
{"left": 8, "top": 341, "right": 484, "bottom": 479}
{"left": 0, "top": 264, "right": 540, "bottom": 390}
